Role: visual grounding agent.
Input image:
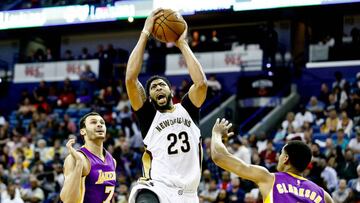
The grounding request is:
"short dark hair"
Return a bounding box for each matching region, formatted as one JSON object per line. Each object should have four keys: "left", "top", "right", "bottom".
{"left": 79, "top": 112, "right": 101, "bottom": 130}
{"left": 283, "top": 140, "right": 312, "bottom": 172}
{"left": 145, "top": 75, "right": 172, "bottom": 97}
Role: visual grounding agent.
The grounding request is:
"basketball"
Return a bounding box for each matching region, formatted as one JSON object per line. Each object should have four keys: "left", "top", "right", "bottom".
{"left": 152, "top": 9, "right": 187, "bottom": 43}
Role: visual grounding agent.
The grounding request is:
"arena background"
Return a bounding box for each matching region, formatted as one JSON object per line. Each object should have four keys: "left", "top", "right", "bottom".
{"left": 0, "top": 1, "right": 360, "bottom": 202}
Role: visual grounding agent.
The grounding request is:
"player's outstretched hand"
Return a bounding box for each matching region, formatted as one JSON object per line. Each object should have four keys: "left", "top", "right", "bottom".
{"left": 66, "top": 138, "right": 83, "bottom": 165}
{"left": 212, "top": 118, "right": 234, "bottom": 139}
{"left": 143, "top": 8, "right": 164, "bottom": 34}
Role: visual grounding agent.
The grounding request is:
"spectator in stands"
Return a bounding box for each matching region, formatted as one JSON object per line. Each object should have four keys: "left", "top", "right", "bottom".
{"left": 0, "top": 111, "right": 7, "bottom": 127}
{"left": 306, "top": 96, "right": 325, "bottom": 116}
{"left": 355, "top": 72, "right": 360, "bottom": 89}
{"left": 230, "top": 137, "right": 251, "bottom": 165}
{"left": 118, "top": 105, "right": 133, "bottom": 137}
{"left": 338, "top": 149, "right": 358, "bottom": 181}
{"left": 332, "top": 71, "right": 347, "bottom": 90}
{"left": 337, "top": 110, "right": 353, "bottom": 137}
{"left": 60, "top": 114, "right": 76, "bottom": 135}
{"left": 199, "top": 179, "right": 219, "bottom": 203}
{"left": 319, "top": 83, "right": 330, "bottom": 104}
{"left": 216, "top": 189, "right": 229, "bottom": 203}
{"left": 273, "top": 127, "right": 286, "bottom": 143}
{"left": 227, "top": 177, "right": 245, "bottom": 203}
{"left": 17, "top": 98, "right": 35, "bottom": 117}
{"left": 33, "top": 96, "right": 50, "bottom": 114}
{"left": 323, "top": 138, "right": 335, "bottom": 157}
{"left": 63, "top": 49, "right": 74, "bottom": 60}
{"left": 33, "top": 81, "right": 48, "bottom": 102}
{"left": 78, "top": 47, "right": 92, "bottom": 60}
{"left": 115, "top": 92, "right": 130, "bottom": 112}
{"left": 348, "top": 130, "right": 360, "bottom": 155}
{"left": 98, "top": 85, "right": 117, "bottom": 109}
{"left": 333, "top": 128, "right": 349, "bottom": 152}
{"left": 21, "top": 175, "right": 44, "bottom": 203}
{"left": 295, "top": 104, "right": 314, "bottom": 127}
{"left": 209, "top": 30, "right": 221, "bottom": 51}
{"left": 332, "top": 179, "right": 350, "bottom": 203}
{"left": 353, "top": 103, "right": 360, "bottom": 130}
{"left": 33, "top": 49, "right": 45, "bottom": 62}
{"left": 320, "top": 156, "right": 338, "bottom": 192}
{"left": 75, "top": 89, "right": 91, "bottom": 108}
{"left": 35, "top": 139, "right": 49, "bottom": 163}
{"left": 1, "top": 183, "right": 24, "bottom": 203}
{"left": 218, "top": 171, "right": 231, "bottom": 191}
{"left": 106, "top": 44, "right": 117, "bottom": 61}
{"left": 191, "top": 31, "right": 200, "bottom": 51}
{"left": 116, "top": 184, "right": 129, "bottom": 203}
{"left": 281, "top": 112, "right": 301, "bottom": 134}
{"left": 327, "top": 93, "right": 339, "bottom": 111}
{"left": 321, "top": 105, "right": 339, "bottom": 134}
{"left": 79, "top": 64, "right": 97, "bottom": 93}
{"left": 199, "top": 169, "right": 212, "bottom": 194}
{"left": 94, "top": 44, "right": 105, "bottom": 59}
{"left": 57, "top": 79, "right": 76, "bottom": 108}
{"left": 207, "top": 74, "right": 222, "bottom": 98}
{"left": 348, "top": 165, "right": 360, "bottom": 201}
{"left": 333, "top": 85, "right": 349, "bottom": 110}
{"left": 259, "top": 140, "right": 277, "bottom": 170}
{"left": 47, "top": 139, "right": 67, "bottom": 161}
{"left": 45, "top": 48, "right": 53, "bottom": 61}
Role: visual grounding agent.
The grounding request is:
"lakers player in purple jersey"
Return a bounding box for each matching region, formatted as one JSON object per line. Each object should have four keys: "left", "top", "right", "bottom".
{"left": 60, "top": 112, "right": 116, "bottom": 203}
{"left": 211, "top": 118, "right": 334, "bottom": 203}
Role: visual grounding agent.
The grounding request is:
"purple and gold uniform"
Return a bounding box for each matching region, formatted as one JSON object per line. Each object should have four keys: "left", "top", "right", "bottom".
{"left": 78, "top": 147, "right": 116, "bottom": 203}
{"left": 265, "top": 172, "right": 325, "bottom": 203}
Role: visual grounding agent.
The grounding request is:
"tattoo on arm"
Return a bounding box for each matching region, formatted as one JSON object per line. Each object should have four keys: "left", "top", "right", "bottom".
{"left": 136, "top": 80, "right": 147, "bottom": 102}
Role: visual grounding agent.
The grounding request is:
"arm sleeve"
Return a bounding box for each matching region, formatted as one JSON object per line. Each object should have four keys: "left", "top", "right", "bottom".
{"left": 134, "top": 100, "right": 156, "bottom": 139}
{"left": 181, "top": 93, "right": 200, "bottom": 125}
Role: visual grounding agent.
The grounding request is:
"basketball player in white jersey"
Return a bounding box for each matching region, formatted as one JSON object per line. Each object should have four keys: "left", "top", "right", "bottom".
{"left": 126, "top": 8, "right": 208, "bottom": 203}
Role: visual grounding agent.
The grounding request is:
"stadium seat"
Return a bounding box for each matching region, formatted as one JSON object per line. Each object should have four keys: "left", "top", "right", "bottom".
{"left": 78, "top": 108, "right": 92, "bottom": 116}
{"left": 53, "top": 108, "right": 64, "bottom": 117}
{"left": 312, "top": 133, "right": 328, "bottom": 142}
{"left": 65, "top": 108, "right": 78, "bottom": 117}
{"left": 312, "top": 125, "right": 320, "bottom": 133}
{"left": 273, "top": 142, "right": 285, "bottom": 152}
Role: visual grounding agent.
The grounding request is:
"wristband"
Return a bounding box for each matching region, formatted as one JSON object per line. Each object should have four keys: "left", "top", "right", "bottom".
{"left": 141, "top": 30, "right": 150, "bottom": 38}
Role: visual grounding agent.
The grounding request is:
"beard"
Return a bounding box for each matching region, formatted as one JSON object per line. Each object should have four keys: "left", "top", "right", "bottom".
{"left": 151, "top": 94, "right": 173, "bottom": 111}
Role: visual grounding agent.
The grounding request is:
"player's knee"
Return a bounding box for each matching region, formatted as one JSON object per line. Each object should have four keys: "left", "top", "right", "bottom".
{"left": 135, "top": 189, "right": 160, "bottom": 203}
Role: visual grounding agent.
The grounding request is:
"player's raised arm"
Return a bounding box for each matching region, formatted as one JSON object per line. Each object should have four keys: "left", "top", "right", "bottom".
{"left": 175, "top": 26, "right": 207, "bottom": 108}
{"left": 60, "top": 139, "right": 88, "bottom": 203}
{"left": 211, "top": 119, "right": 274, "bottom": 188}
{"left": 126, "top": 9, "right": 163, "bottom": 111}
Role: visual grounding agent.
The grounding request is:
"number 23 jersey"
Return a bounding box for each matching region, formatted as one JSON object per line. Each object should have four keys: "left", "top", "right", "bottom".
{"left": 136, "top": 95, "right": 202, "bottom": 192}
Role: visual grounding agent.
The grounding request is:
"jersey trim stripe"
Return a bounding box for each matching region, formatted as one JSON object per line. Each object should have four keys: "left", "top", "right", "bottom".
{"left": 198, "top": 142, "right": 202, "bottom": 173}
{"left": 287, "top": 172, "right": 307, "bottom": 180}
{"left": 142, "top": 148, "right": 153, "bottom": 179}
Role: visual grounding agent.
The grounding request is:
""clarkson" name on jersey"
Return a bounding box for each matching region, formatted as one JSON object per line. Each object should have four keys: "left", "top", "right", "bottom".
{"left": 155, "top": 118, "right": 191, "bottom": 132}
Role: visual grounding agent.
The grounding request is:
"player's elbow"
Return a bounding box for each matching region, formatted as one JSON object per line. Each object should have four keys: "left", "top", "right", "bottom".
{"left": 196, "top": 79, "right": 208, "bottom": 90}
{"left": 60, "top": 188, "right": 79, "bottom": 203}
{"left": 194, "top": 80, "right": 208, "bottom": 97}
